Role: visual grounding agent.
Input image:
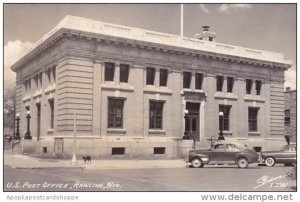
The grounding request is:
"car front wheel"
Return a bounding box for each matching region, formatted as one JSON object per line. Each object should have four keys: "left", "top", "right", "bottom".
{"left": 237, "top": 158, "right": 249, "bottom": 168}
{"left": 191, "top": 158, "right": 204, "bottom": 168}
{"left": 265, "top": 157, "right": 275, "bottom": 167}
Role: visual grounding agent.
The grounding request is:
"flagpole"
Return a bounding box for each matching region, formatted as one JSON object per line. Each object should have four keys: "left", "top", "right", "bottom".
{"left": 180, "top": 4, "right": 183, "bottom": 37}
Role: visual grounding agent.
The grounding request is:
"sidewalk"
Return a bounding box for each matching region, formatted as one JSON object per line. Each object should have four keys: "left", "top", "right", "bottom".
{"left": 4, "top": 152, "right": 186, "bottom": 170}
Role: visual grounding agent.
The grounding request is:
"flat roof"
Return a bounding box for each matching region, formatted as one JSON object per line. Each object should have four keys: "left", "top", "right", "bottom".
{"left": 11, "top": 15, "right": 292, "bottom": 71}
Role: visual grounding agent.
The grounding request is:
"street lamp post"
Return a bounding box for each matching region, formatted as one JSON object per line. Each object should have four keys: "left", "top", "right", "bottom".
{"left": 15, "top": 113, "right": 21, "bottom": 140}
{"left": 218, "top": 111, "right": 225, "bottom": 141}
{"left": 183, "top": 109, "right": 189, "bottom": 139}
{"left": 24, "top": 111, "right": 32, "bottom": 139}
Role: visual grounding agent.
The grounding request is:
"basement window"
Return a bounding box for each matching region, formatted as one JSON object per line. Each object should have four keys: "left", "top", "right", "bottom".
{"left": 154, "top": 147, "right": 165, "bottom": 154}
{"left": 112, "top": 147, "right": 125, "bottom": 155}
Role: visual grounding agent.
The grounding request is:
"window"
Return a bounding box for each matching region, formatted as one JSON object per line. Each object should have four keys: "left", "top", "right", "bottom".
{"left": 246, "top": 79, "right": 253, "bottom": 94}
{"left": 149, "top": 101, "right": 164, "bottom": 129}
{"left": 227, "top": 77, "right": 234, "bottom": 93}
{"left": 183, "top": 72, "right": 191, "bottom": 88}
{"left": 219, "top": 105, "right": 231, "bottom": 131}
{"left": 49, "top": 100, "right": 54, "bottom": 129}
{"left": 105, "top": 62, "right": 115, "bottom": 81}
{"left": 52, "top": 66, "right": 56, "bottom": 82}
{"left": 214, "top": 144, "right": 225, "bottom": 150}
{"left": 120, "top": 64, "right": 130, "bottom": 83}
{"left": 255, "top": 80, "right": 262, "bottom": 95}
{"left": 195, "top": 73, "right": 203, "bottom": 90}
{"left": 146, "top": 67, "right": 155, "bottom": 85}
{"left": 154, "top": 147, "right": 165, "bottom": 154}
{"left": 34, "top": 75, "right": 39, "bottom": 89}
{"left": 285, "top": 109, "right": 290, "bottom": 125}
{"left": 216, "top": 76, "right": 224, "bottom": 92}
{"left": 159, "top": 69, "right": 168, "bottom": 86}
{"left": 112, "top": 147, "right": 125, "bottom": 155}
{"left": 249, "top": 107, "right": 259, "bottom": 132}
{"left": 108, "top": 98, "right": 124, "bottom": 128}
{"left": 39, "top": 73, "right": 43, "bottom": 87}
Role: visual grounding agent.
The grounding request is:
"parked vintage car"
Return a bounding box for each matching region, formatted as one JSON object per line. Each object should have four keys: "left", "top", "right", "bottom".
{"left": 260, "top": 144, "right": 296, "bottom": 167}
{"left": 186, "top": 141, "right": 259, "bottom": 168}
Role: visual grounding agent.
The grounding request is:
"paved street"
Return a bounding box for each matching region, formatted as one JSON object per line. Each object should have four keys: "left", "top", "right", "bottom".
{"left": 4, "top": 164, "right": 296, "bottom": 192}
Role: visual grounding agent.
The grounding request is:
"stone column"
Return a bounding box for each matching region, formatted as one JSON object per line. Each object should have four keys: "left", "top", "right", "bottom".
{"left": 93, "top": 60, "right": 102, "bottom": 136}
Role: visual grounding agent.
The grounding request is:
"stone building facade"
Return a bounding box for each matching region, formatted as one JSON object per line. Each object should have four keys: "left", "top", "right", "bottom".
{"left": 284, "top": 88, "right": 296, "bottom": 143}
{"left": 11, "top": 16, "right": 291, "bottom": 158}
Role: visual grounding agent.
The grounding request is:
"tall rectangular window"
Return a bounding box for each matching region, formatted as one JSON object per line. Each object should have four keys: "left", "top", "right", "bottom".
{"left": 246, "top": 79, "right": 253, "bottom": 94}
{"left": 248, "top": 107, "right": 259, "bottom": 132}
{"left": 227, "top": 77, "right": 234, "bottom": 93}
{"left": 219, "top": 105, "right": 231, "bottom": 131}
{"left": 120, "top": 64, "right": 130, "bottom": 83}
{"left": 49, "top": 100, "right": 54, "bottom": 129}
{"left": 285, "top": 109, "right": 290, "bottom": 125}
{"left": 34, "top": 75, "right": 39, "bottom": 89}
{"left": 255, "top": 80, "right": 262, "bottom": 95}
{"left": 183, "top": 72, "right": 191, "bottom": 88}
{"left": 105, "top": 62, "right": 115, "bottom": 81}
{"left": 195, "top": 73, "right": 203, "bottom": 90}
{"left": 39, "top": 73, "right": 43, "bottom": 87}
{"left": 146, "top": 67, "right": 155, "bottom": 85}
{"left": 216, "top": 76, "right": 224, "bottom": 92}
{"left": 149, "top": 101, "right": 164, "bottom": 129}
{"left": 52, "top": 66, "right": 56, "bottom": 82}
{"left": 108, "top": 98, "right": 124, "bottom": 128}
{"left": 159, "top": 69, "right": 168, "bottom": 86}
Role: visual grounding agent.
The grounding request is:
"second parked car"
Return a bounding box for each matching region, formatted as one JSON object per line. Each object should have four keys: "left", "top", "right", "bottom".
{"left": 186, "top": 141, "right": 259, "bottom": 168}
{"left": 260, "top": 144, "right": 296, "bottom": 167}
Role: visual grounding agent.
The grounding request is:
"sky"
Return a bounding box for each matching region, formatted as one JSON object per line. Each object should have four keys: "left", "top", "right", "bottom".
{"left": 3, "top": 3, "right": 296, "bottom": 90}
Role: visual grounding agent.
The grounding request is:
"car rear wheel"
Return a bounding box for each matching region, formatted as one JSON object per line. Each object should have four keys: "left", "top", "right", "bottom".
{"left": 265, "top": 157, "right": 275, "bottom": 167}
{"left": 191, "top": 158, "right": 203, "bottom": 168}
{"left": 237, "top": 158, "right": 249, "bottom": 168}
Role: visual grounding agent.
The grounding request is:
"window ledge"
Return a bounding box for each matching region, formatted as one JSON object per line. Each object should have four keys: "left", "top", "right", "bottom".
{"left": 143, "top": 87, "right": 172, "bottom": 95}
{"left": 33, "top": 89, "right": 43, "bottom": 98}
{"left": 214, "top": 92, "right": 238, "bottom": 100}
{"left": 244, "top": 95, "right": 265, "bottom": 102}
{"left": 107, "top": 128, "right": 127, "bottom": 134}
{"left": 45, "top": 84, "right": 56, "bottom": 94}
{"left": 222, "top": 131, "right": 233, "bottom": 136}
{"left": 22, "top": 95, "right": 32, "bottom": 102}
{"left": 101, "top": 83, "right": 134, "bottom": 92}
{"left": 148, "top": 129, "right": 166, "bottom": 135}
{"left": 47, "top": 129, "right": 54, "bottom": 134}
{"left": 248, "top": 132, "right": 261, "bottom": 136}
{"left": 181, "top": 89, "right": 206, "bottom": 95}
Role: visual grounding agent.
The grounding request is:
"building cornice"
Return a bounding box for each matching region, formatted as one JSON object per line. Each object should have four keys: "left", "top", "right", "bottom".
{"left": 11, "top": 15, "right": 292, "bottom": 72}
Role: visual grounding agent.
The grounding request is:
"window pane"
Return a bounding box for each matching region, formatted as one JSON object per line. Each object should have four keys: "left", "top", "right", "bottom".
{"left": 146, "top": 67, "right": 155, "bottom": 85}
{"left": 105, "top": 62, "right": 115, "bottom": 81}
{"left": 246, "top": 79, "right": 252, "bottom": 94}
{"left": 248, "top": 108, "right": 258, "bottom": 131}
{"left": 159, "top": 69, "right": 168, "bottom": 86}
{"left": 183, "top": 72, "right": 191, "bottom": 88}
{"left": 149, "top": 101, "right": 164, "bottom": 129}
{"left": 255, "top": 80, "right": 262, "bottom": 95}
{"left": 227, "top": 77, "right": 234, "bottom": 93}
{"left": 219, "top": 105, "right": 231, "bottom": 131}
{"left": 108, "top": 98, "right": 124, "bottom": 128}
{"left": 216, "top": 76, "right": 224, "bottom": 92}
{"left": 120, "top": 64, "right": 130, "bottom": 83}
{"left": 195, "top": 73, "right": 203, "bottom": 89}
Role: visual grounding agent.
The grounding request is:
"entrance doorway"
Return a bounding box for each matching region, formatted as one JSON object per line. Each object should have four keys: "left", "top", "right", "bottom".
{"left": 185, "top": 102, "right": 200, "bottom": 141}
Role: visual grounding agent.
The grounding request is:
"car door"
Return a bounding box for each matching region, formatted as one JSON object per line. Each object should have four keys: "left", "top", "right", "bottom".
{"left": 224, "top": 143, "right": 240, "bottom": 163}
{"left": 210, "top": 143, "right": 226, "bottom": 163}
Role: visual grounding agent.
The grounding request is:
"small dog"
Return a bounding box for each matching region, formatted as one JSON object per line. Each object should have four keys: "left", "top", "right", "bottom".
{"left": 82, "top": 155, "right": 91, "bottom": 163}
